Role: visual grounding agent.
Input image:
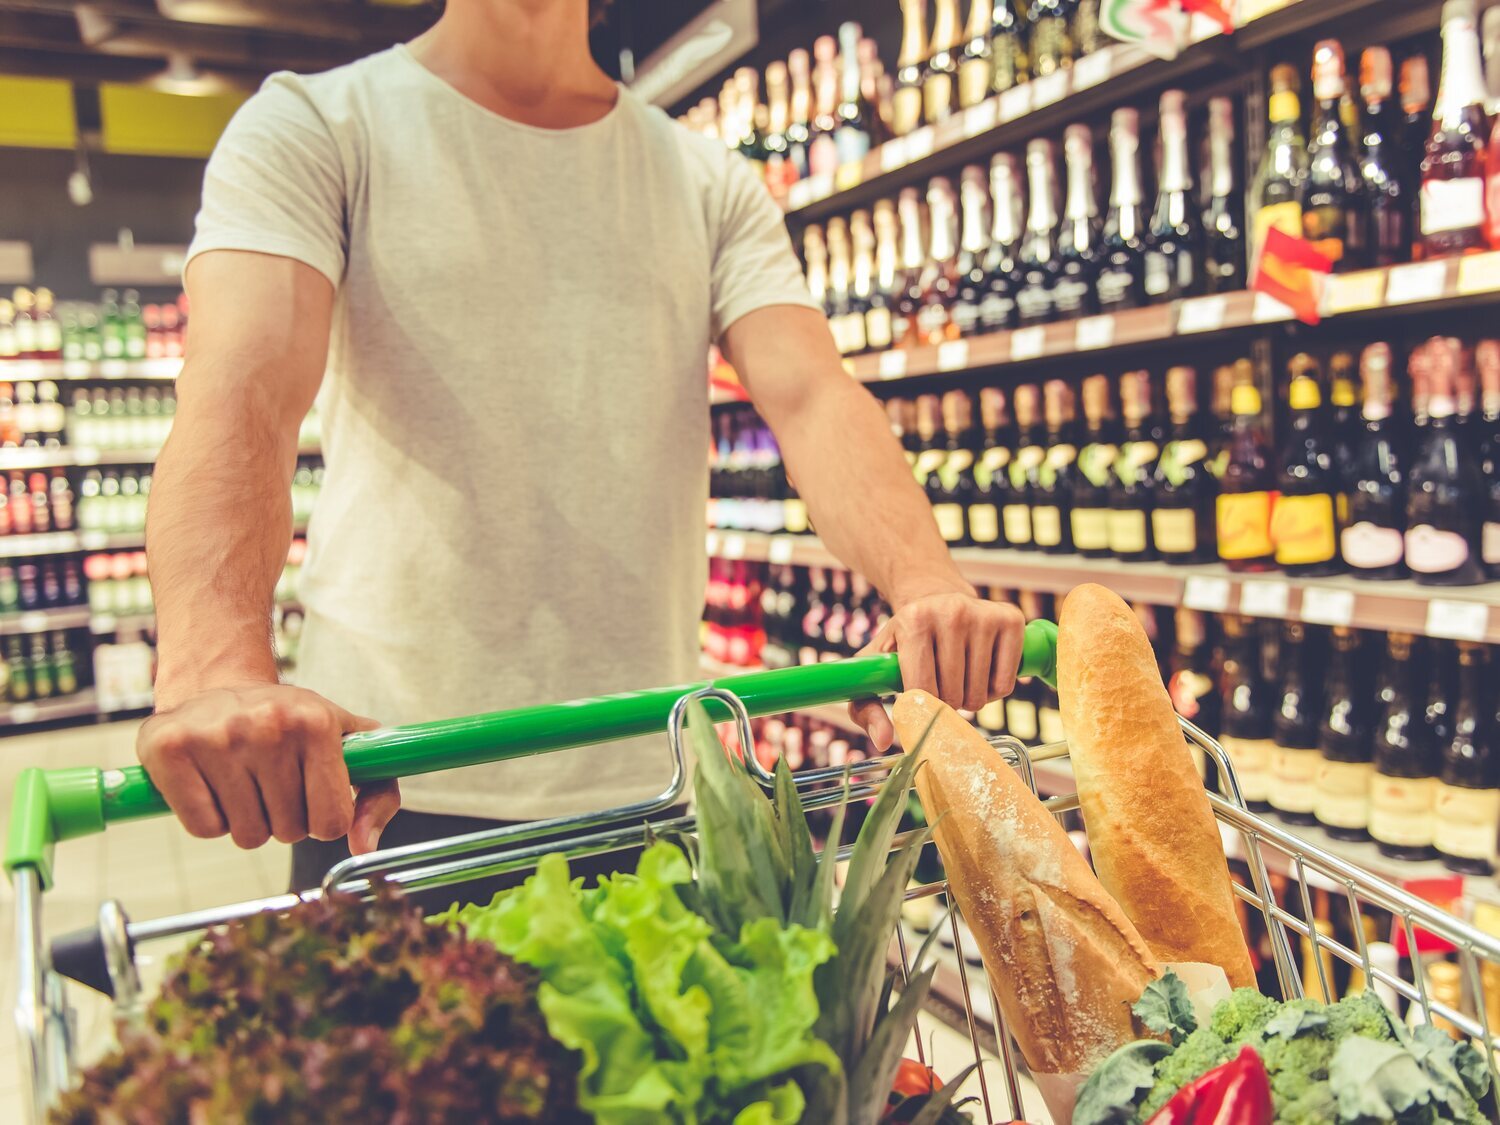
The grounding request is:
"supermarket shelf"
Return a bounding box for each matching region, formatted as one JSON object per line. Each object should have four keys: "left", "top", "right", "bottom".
{"left": 0, "top": 357, "right": 183, "bottom": 381}
{"left": 699, "top": 655, "right": 864, "bottom": 733}
{"left": 89, "top": 611, "right": 157, "bottom": 635}
{"left": 0, "top": 689, "right": 99, "bottom": 728}
{"left": 0, "top": 519, "right": 311, "bottom": 560}
{"left": 0, "top": 441, "right": 321, "bottom": 470}
{"left": 706, "top": 530, "right": 1500, "bottom": 643}
{"left": 0, "top": 605, "right": 91, "bottom": 635}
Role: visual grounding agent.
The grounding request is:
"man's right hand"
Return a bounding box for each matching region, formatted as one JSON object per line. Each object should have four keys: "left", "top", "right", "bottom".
{"left": 137, "top": 683, "right": 400, "bottom": 853}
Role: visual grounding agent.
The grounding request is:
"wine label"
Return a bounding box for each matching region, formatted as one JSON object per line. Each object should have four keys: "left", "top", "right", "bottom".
{"left": 1006, "top": 698, "right": 1039, "bottom": 743}
{"left": 783, "top": 499, "right": 809, "bottom": 535}
{"left": 968, "top": 503, "right": 1000, "bottom": 545}
{"left": 1421, "top": 178, "right": 1486, "bottom": 236}
{"left": 865, "top": 308, "right": 893, "bottom": 351}
{"left": 1038, "top": 444, "right": 1077, "bottom": 490}
{"left": 1342, "top": 521, "right": 1404, "bottom": 570}
{"left": 1032, "top": 504, "right": 1063, "bottom": 547}
{"left": 1152, "top": 508, "right": 1198, "bottom": 556}
{"left": 1002, "top": 503, "right": 1032, "bottom": 545}
{"left": 1405, "top": 524, "right": 1473, "bottom": 575}
{"left": 1039, "top": 704, "right": 1065, "bottom": 745}
{"left": 1369, "top": 776, "right": 1437, "bottom": 848}
{"left": 980, "top": 446, "right": 1012, "bottom": 476}
{"left": 1271, "top": 493, "right": 1338, "bottom": 566}
{"left": 1434, "top": 783, "right": 1500, "bottom": 862}
{"left": 1485, "top": 521, "right": 1500, "bottom": 566}
{"left": 933, "top": 502, "right": 966, "bottom": 543}
{"left": 1157, "top": 439, "right": 1208, "bottom": 486}
{"left": 979, "top": 290, "right": 1017, "bottom": 331}
{"left": 1071, "top": 507, "right": 1110, "bottom": 552}
{"left": 1314, "top": 759, "right": 1373, "bottom": 830}
{"left": 1009, "top": 445, "right": 1046, "bottom": 489}
{"left": 1217, "top": 491, "right": 1275, "bottom": 561}
{"left": 1077, "top": 443, "right": 1119, "bottom": 488}
{"left": 913, "top": 448, "right": 948, "bottom": 484}
{"left": 936, "top": 450, "right": 975, "bottom": 491}
{"left": 1113, "top": 441, "right": 1160, "bottom": 486}
{"left": 1269, "top": 746, "right": 1319, "bottom": 815}
{"left": 1107, "top": 509, "right": 1148, "bottom": 555}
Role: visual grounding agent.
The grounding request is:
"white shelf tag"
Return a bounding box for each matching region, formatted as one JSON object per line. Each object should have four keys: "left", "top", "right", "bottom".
{"left": 1239, "top": 580, "right": 1290, "bottom": 618}
{"left": 769, "top": 536, "right": 796, "bottom": 565}
{"left": 91, "top": 615, "right": 116, "bottom": 635}
{"left": 1299, "top": 586, "right": 1355, "bottom": 626}
{"left": 1075, "top": 315, "right": 1115, "bottom": 351}
{"left": 1031, "top": 71, "right": 1069, "bottom": 108}
{"left": 61, "top": 360, "right": 90, "bottom": 379}
{"left": 878, "top": 350, "right": 908, "bottom": 380}
{"left": 998, "top": 85, "right": 1031, "bottom": 122}
{"left": 1177, "top": 295, "right": 1228, "bottom": 334}
{"left": 937, "top": 340, "right": 970, "bottom": 371}
{"left": 18, "top": 612, "right": 46, "bottom": 632}
{"left": 1071, "top": 50, "right": 1113, "bottom": 90}
{"left": 79, "top": 532, "right": 106, "bottom": 550}
{"left": 10, "top": 703, "right": 37, "bottom": 724}
{"left": 99, "top": 360, "right": 128, "bottom": 378}
{"left": 722, "top": 534, "right": 747, "bottom": 560}
{"left": 73, "top": 447, "right": 99, "bottom": 466}
{"left": 1182, "top": 575, "right": 1232, "bottom": 613}
{"left": 786, "top": 179, "right": 814, "bottom": 210}
{"left": 1010, "top": 326, "right": 1046, "bottom": 360}
{"left": 962, "top": 100, "right": 998, "bottom": 137}
{"left": 1426, "top": 599, "right": 1489, "bottom": 642}
{"left": 1385, "top": 260, "right": 1447, "bottom": 305}
{"left": 904, "top": 127, "right": 935, "bottom": 162}
{"left": 705, "top": 531, "right": 720, "bottom": 556}
{"left": 878, "top": 137, "right": 908, "bottom": 173}
{"left": 1251, "top": 291, "right": 1295, "bottom": 323}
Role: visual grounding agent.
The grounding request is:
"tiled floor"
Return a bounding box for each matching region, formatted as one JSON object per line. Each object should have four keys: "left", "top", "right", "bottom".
{"left": 0, "top": 719, "right": 1049, "bottom": 1123}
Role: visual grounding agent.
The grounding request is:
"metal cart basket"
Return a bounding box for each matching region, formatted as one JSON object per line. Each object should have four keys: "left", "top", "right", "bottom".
{"left": 9, "top": 621, "right": 1500, "bottom": 1124}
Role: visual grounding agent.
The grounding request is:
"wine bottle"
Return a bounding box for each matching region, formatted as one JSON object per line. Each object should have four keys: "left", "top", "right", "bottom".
{"left": 786, "top": 49, "right": 813, "bottom": 180}
{"left": 1406, "top": 337, "right": 1487, "bottom": 585}
{"left": 893, "top": 187, "right": 928, "bottom": 349}
{"left": 1315, "top": 626, "right": 1374, "bottom": 842}
{"left": 1154, "top": 366, "right": 1218, "bottom": 564}
{"left": 918, "top": 176, "right": 962, "bottom": 345}
{"left": 953, "top": 165, "right": 992, "bottom": 338}
{"left": 809, "top": 37, "right": 840, "bottom": 177}
{"left": 1303, "top": 41, "right": 1369, "bottom": 271}
{"left": 835, "top": 22, "right": 876, "bottom": 166}
{"left": 1074, "top": 0, "right": 1103, "bottom": 57}
{"left": 1146, "top": 90, "right": 1205, "bottom": 300}
{"left": 1371, "top": 632, "right": 1439, "bottom": 861}
{"left": 1343, "top": 343, "right": 1408, "bottom": 580}
{"left": 1167, "top": 607, "right": 1220, "bottom": 745}
{"left": 1056, "top": 123, "right": 1101, "bottom": 320}
{"left": 925, "top": 0, "right": 963, "bottom": 125}
{"left": 1478, "top": 339, "right": 1500, "bottom": 577}
{"left": 867, "top": 200, "right": 901, "bottom": 352}
{"left": 1209, "top": 361, "right": 1237, "bottom": 478}
{"left": 1360, "top": 48, "right": 1414, "bottom": 267}
{"left": 1252, "top": 64, "right": 1308, "bottom": 270}
{"left": 1217, "top": 373, "right": 1276, "bottom": 571}
{"left": 1109, "top": 370, "right": 1159, "bottom": 562}
{"left": 848, "top": 211, "right": 876, "bottom": 355}
{"left": 990, "top": 0, "right": 1029, "bottom": 94}
{"left": 958, "top": 0, "right": 994, "bottom": 109}
{"left": 825, "top": 217, "right": 859, "bottom": 356}
{"left": 1270, "top": 621, "right": 1323, "bottom": 828}
{"left": 931, "top": 391, "right": 976, "bottom": 546}
{"left": 969, "top": 386, "right": 1012, "bottom": 548}
{"left": 1071, "top": 373, "right": 1118, "bottom": 558}
{"left": 802, "top": 224, "right": 831, "bottom": 327}
{"left": 1220, "top": 613, "right": 1275, "bottom": 812}
{"left": 894, "top": 0, "right": 929, "bottom": 138}
{"left": 1435, "top": 641, "right": 1499, "bottom": 874}
{"left": 734, "top": 68, "right": 769, "bottom": 175}
{"left": 1421, "top": 0, "right": 1490, "bottom": 258}
{"left": 980, "top": 153, "right": 1024, "bottom": 331}
{"left": 1204, "top": 96, "right": 1246, "bottom": 293}
{"left": 858, "top": 38, "right": 894, "bottom": 150}
{"left": 1096, "top": 108, "right": 1148, "bottom": 313}
{"left": 1329, "top": 350, "right": 1361, "bottom": 495}
{"left": 1005, "top": 383, "right": 1044, "bottom": 550}
{"left": 763, "top": 61, "right": 793, "bottom": 198}
{"left": 1028, "top": 0, "right": 1076, "bottom": 77}
{"left": 1017, "top": 139, "right": 1062, "bottom": 326}
{"left": 913, "top": 393, "right": 950, "bottom": 501}
{"left": 1030, "top": 379, "right": 1078, "bottom": 554}
{"left": 1272, "top": 354, "right": 1344, "bottom": 577}
{"left": 1401, "top": 54, "right": 1434, "bottom": 200}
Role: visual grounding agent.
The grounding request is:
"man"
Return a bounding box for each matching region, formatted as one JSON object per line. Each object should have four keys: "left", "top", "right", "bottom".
{"left": 137, "top": 0, "right": 1026, "bottom": 883}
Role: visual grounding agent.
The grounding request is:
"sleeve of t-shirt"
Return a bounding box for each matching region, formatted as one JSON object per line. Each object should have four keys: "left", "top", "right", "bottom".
{"left": 185, "top": 74, "right": 348, "bottom": 287}
{"left": 709, "top": 151, "right": 819, "bottom": 340}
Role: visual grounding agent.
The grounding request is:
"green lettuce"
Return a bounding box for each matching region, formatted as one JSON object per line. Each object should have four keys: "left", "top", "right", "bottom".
{"left": 437, "top": 840, "right": 839, "bottom": 1124}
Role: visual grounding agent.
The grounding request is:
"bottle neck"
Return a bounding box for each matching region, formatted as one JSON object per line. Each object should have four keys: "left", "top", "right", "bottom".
{"left": 1027, "top": 158, "right": 1059, "bottom": 231}
{"left": 929, "top": 197, "right": 958, "bottom": 262}
{"left": 960, "top": 185, "right": 989, "bottom": 253}
{"left": 839, "top": 32, "right": 862, "bottom": 106}
{"left": 1110, "top": 131, "right": 1143, "bottom": 208}
{"left": 1064, "top": 146, "right": 1097, "bottom": 221}
{"left": 852, "top": 238, "right": 875, "bottom": 294}
{"left": 875, "top": 224, "right": 900, "bottom": 286}
{"left": 1158, "top": 112, "right": 1192, "bottom": 195}
{"left": 899, "top": 204, "right": 925, "bottom": 269}
{"left": 898, "top": 0, "right": 928, "bottom": 67}
{"left": 1437, "top": 15, "right": 1488, "bottom": 126}
{"left": 1209, "top": 118, "right": 1236, "bottom": 199}
{"left": 991, "top": 169, "right": 1022, "bottom": 244}
{"left": 931, "top": 0, "right": 960, "bottom": 53}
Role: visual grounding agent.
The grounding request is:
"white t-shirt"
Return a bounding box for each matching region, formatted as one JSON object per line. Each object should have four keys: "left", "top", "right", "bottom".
{"left": 186, "top": 46, "right": 816, "bottom": 819}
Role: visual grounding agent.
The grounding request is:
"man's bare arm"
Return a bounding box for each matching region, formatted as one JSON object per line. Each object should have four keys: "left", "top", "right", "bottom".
{"left": 722, "top": 305, "right": 1025, "bottom": 744}
{"left": 139, "top": 250, "right": 398, "bottom": 851}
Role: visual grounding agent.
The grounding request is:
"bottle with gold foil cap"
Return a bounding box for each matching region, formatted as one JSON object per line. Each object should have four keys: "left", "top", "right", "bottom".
{"left": 1005, "top": 383, "right": 1044, "bottom": 550}
{"left": 1154, "top": 366, "right": 1217, "bottom": 564}
{"left": 924, "top": 0, "right": 962, "bottom": 125}
{"left": 1272, "top": 354, "right": 1344, "bottom": 576}
{"left": 1071, "top": 374, "right": 1118, "bottom": 557}
{"left": 1435, "top": 640, "right": 1499, "bottom": 875}
{"left": 1315, "top": 626, "right": 1374, "bottom": 841}
{"left": 930, "top": 390, "right": 977, "bottom": 546}
{"left": 1218, "top": 362, "right": 1276, "bottom": 570}
{"left": 1031, "top": 379, "right": 1078, "bottom": 554}
{"left": 1252, "top": 63, "right": 1308, "bottom": 269}
{"left": 969, "top": 386, "right": 1013, "bottom": 548}
{"left": 1343, "top": 342, "right": 1408, "bottom": 580}
{"left": 1108, "top": 371, "right": 1159, "bottom": 562}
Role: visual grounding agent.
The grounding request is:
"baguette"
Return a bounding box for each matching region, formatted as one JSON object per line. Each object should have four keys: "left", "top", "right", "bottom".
{"left": 1058, "top": 583, "right": 1255, "bottom": 988}
{"left": 894, "top": 690, "right": 1158, "bottom": 1076}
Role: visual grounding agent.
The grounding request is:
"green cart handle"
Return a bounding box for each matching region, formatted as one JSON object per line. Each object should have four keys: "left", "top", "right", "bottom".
{"left": 6, "top": 621, "right": 1057, "bottom": 886}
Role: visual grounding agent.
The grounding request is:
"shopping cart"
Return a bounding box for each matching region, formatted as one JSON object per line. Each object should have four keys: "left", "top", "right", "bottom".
{"left": 8, "top": 618, "right": 1500, "bottom": 1124}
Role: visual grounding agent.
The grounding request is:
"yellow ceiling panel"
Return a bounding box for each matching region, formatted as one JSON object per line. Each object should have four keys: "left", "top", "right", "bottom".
{"left": 99, "top": 84, "right": 248, "bottom": 158}
{"left": 0, "top": 76, "right": 77, "bottom": 150}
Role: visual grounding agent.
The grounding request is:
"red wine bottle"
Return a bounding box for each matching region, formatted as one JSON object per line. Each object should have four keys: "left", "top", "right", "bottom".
{"left": 1420, "top": 0, "right": 1490, "bottom": 258}
{"left": 1342, "top": 343, "right": 1408, "bottom": 580}
{"left": 1405, "top": 337, "right": 1487, "bottom": 585}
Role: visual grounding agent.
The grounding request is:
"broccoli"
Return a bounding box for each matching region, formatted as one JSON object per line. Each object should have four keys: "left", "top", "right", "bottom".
{"left": 1207, "top": 987, "right": 1279, "bottom": 1042}
{"left": 1136, "top": 1027, "right": 1235, "bottom": 1120}
{"left": 1326, "top": 988, "right": 1401, "bottom": 1042}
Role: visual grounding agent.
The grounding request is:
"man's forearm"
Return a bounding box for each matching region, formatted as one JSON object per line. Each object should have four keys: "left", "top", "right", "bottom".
{"left": 148, "top": 377, "right": 299, "bottom": 708}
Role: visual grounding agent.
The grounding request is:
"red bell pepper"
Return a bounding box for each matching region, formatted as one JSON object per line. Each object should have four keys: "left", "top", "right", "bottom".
{"left": 1145, "top": 1047, "right": 1273, "bottom": 1125}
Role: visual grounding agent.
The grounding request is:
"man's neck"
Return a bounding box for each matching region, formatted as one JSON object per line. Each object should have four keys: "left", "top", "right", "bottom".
{"left": 408, "top": 0, "right": 618, "bottom": 129}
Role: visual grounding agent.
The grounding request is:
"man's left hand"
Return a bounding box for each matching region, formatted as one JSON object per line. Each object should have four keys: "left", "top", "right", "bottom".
{"left": 848, "top": 591, "right": 1027, "bottom": 751}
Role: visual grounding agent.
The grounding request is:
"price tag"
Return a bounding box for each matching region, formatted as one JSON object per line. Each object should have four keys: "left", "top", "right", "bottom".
{"left": 786, "top": 179, "right": 814, "bottom": 210}
{"left": 937, "top": 340, "right": 970, "bottom": 371}
{"left": 1071, "top": 49, "right": 1113, "bottom": 90}
{"left": 79, "top": 532, "right": 107, "bottom": 551}
{"left": 1385, "top": 260, "right": 1447, "bottom": 305}
{"left": 962, "top": 99, "right": 998, "bottom": 137}
{"left": 1010, "top": 325, "right": 1046, "bottom": 361}
{"left": 878, "top": 350, "right": 908, "bottom": 380}
{"left": 1177, "top": 295, "right": 1228, "bottom": 334}
{"left": 1075, "top": 315, "right": 1115, "bottom": 351}
{"left": 72, "top": 447, "right": 99, "bottom": 466}
{"left": 1030, "top": 71, "right": 1069, "bottom": 108}
{"left": 1457, "top": 251, "right": 1500, "bottom": 295}
{"left": 834, "top": 162, "right": 863, "bottom": 192}
{"left": 1182, "top": 575, "right": 1232, "bottom": 613}
{"left": 1299, "top": 586, "right": 1355, "bottom": 627}
{"left": 1426, "top": 599, "right": 1490, "bottom": 642}
{"left": 18, "top": 612, "right": 46, "bottom": 632}
{"left": 1251, "top": 292, "right": 1295, "bottom": 323}
{"left": 10, "top": 702, "right": 38, "bottom": 725}
{"left": 61, "top": 360, "right": 90, "bottom": 379}
{"left": 769, "top": 536, "right": 796, "bottom": 565}
{"left": 723, "top": 533, "right": 747, "bottom": 560}
{"left": 1239, "top": 580, "right": 1290, "bottom": 619}
{"left": 705, "top": 531, "right": 720, "bottom": 556}
{"left": 91, "top": 615, "right": 116, "bottom": 635}
{"left": 904, "top": 127, "right": 936, "bottom": 162}
{"left": 878, "top": 137, "right": 908, "bottom": 173}
{"left": 807, "top": 172, "right": 834, "bottom": 202}
{"left": 99, "top": 360, "right": 127, "bottom": 379}
{"left": 1322, "top": 270, "right": 1386, "bottom": 314}
{"left": 998, "top": 84, "right": 1032, "bottom": 122}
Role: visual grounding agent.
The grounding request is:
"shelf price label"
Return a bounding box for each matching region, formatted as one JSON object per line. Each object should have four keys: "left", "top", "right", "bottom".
{"left": 1251, "top": 292, "right": 1295, "bottom": 323}
{"left": 1385, "top": 260, "right": 1447, "bottom": 305}
{"left": 79, "top": 532, "right": 107, "bottom": 551}
{"left": 962, "top": 100, "right": 998, "bottom": 138}
{"left": 786, "top": 179, "right": 815, "bottom": 210}
{"left": 904, "top": 127, "right": 936, "bottom": 163}
{"left": 878, "top": 137, "right": 908, "bottom": 173}
{"left": 998, "top": 85, "right": 1032, "bottom": 122}
{"left": 705, "top": 531, "right": 720, "bottom": 556}
{"left": 9, "top": 703, "right": 37, "bottom": 725}
{"left": 769, "top": 536, "right": 796, "bottom": 565}
{"left": 878, "top": 350, "right": 908, "bottom": 380}
{"left": 1322, "top": 270, "right": 1386, "bottom": 314}
{"left": 91, "top": 615, "right": 117, "bottom": 635}
{"left": 1299, "top": 586, "right": 1355, "bottom": 627}
{"left": 1238, "top": 579, "right": 1290, "bottom": 618}
{"left": 1071, "top": 49, "right": 1113, "bottom": 90}
{"left": 834, "top": 163, "right": 862, "bottom": 192}
{"left": 1182, "top": 575, "right": 1232, "bottom": 613}
{"left": 1075, "top": 315, "right": 1115, "bottom": 351}
{"left": 1426, "top": 599, "right": 1490, "bottom": 642}
{"left": 1177, "top": 295, "right": 1228, "bottom": 334}
{"left": 722, "top": 534, "right": 747, "bottom": 560}
{"left": 1457, "top": 251, "right": 1500, "bottom": 295}
{"left": 937, "top": 340, "right": 970, "bottom": 371}
{"left": 1030, "top": 71, "right": 1069, "bottom": 108}
{"left": 1010, "top": 326, "right": 1046, "bottom": 361}
{"left": 17, "top": 612, "right": 46, "bottom": 632}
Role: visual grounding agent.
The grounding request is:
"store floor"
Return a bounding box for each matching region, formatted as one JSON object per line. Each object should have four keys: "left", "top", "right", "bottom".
{"left": 0, "top": 720, "right": 1050, "bottom": 1123}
